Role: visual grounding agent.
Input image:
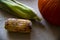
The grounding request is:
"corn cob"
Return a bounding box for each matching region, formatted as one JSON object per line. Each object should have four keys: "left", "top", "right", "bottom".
{"left": 0, "top": 0, "right": 41, "bottom": 21}
{"left": 5, "top": 18, "right": 32, "bottom": 33}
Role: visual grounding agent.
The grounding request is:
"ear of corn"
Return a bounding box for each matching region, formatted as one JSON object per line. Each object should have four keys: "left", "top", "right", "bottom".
{"left": 0, "top": 0, "right": 41, "bottom": 21}
{"left": 5, "top": 18, "right": 32, "bottom": 33}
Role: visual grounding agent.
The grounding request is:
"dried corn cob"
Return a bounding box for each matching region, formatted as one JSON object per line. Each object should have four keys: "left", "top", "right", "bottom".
{"left": 5, "top": 18, "right": 32, "bottom": 33}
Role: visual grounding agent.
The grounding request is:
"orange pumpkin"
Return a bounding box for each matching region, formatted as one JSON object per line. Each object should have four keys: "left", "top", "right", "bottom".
{"left": 38, "top": 0, "right": 60, "bottom": 26}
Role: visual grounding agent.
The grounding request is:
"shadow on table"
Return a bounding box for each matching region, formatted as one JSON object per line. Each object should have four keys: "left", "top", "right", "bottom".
{"left": 49, "top": 25, "right": 60, "bottom": 40}
{"left": 7, "top": 32, "right": 31, "bottom": 40}
{"left": 44, "top": 19, "right": 60, "bottom": 40}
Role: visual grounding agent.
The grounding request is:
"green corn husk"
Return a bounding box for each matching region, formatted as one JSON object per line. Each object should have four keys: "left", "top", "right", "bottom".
{"left": 0, "top": 0, "right": 41, "bottom": 21}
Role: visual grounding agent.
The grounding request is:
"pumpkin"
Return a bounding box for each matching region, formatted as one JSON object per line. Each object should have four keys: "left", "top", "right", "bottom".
{"left": 38, "top": 0, "right": 60, "bottom": 26}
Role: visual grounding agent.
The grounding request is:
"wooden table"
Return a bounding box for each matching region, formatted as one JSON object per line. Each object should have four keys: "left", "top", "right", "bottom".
{"left": 0, "top": 0, "right": 60, "bottom": 40}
